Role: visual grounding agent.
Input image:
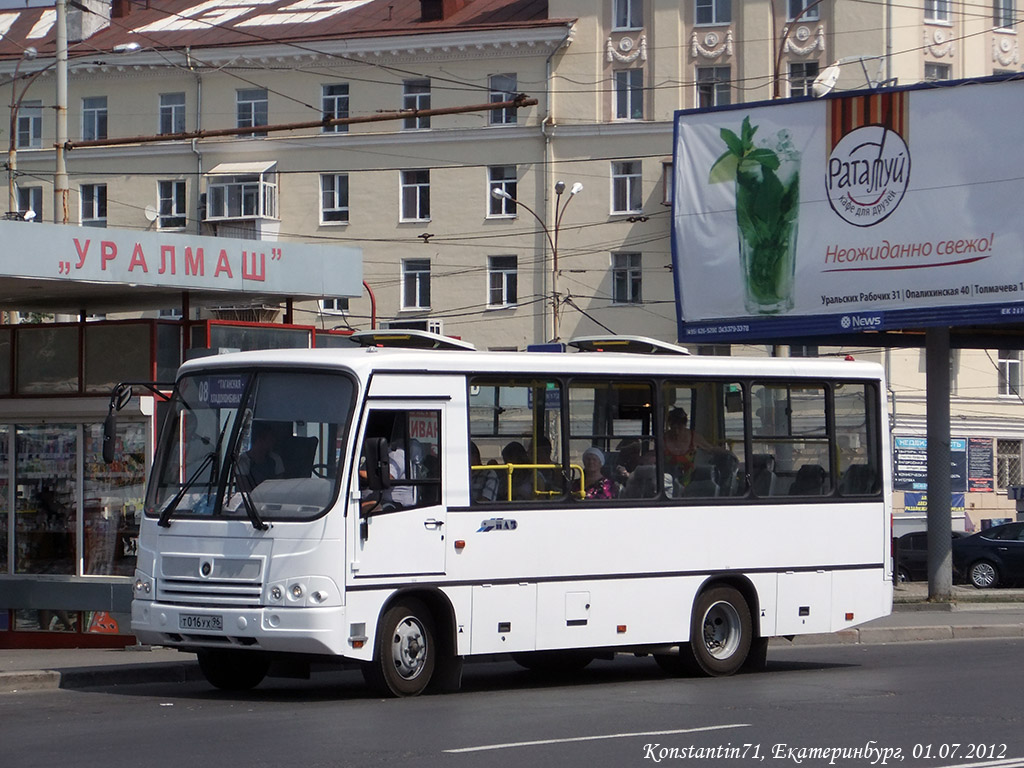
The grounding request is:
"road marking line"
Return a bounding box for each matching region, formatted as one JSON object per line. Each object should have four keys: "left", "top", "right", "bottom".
{"left": 444, "top": 723, "right": 751, "bottom": 754}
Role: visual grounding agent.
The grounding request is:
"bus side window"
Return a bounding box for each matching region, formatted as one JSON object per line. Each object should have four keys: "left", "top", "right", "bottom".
{"left": 468, "top": 378, "right": 565, "bottom": 504}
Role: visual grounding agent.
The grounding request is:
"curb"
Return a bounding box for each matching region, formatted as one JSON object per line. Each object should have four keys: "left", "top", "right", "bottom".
{"left": 0, "top": 661, "right": 201, "bottom": 695}
{"left": 779, "top": 623, "right": 1024, "bottom": 647}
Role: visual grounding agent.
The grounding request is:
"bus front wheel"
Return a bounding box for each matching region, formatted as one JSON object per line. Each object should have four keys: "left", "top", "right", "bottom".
{"left": 363, "top": 598, "right": 436, "bottom": 697}
{"left": 196, "top": 649, "right": 270, "bottom": 691}
{"left": 686, "top": 586, "right": 752, "bottom": 677}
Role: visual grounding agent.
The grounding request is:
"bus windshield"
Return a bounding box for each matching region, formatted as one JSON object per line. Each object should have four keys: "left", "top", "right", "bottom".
{"left": 145, "top": 369, "right": 354, "bottom": 524}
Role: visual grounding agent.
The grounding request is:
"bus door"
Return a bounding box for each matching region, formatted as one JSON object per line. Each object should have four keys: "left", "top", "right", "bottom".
{"left": 353, "top": 391, "right": 449, "bottom": 578}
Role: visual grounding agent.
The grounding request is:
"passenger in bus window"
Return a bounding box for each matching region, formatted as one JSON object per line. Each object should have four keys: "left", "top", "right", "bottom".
{"left": 501, "top": 441, "right": 537, "bottom": 500}
{"left": 663, "top": 408, "right": 714, "bottom": 486}
{"left": 582, "top": 447, "right": 617, "bottom": 499}
{"left": 612, "top": 438, "right": 642, "bottom": 488}
{"left": 470, "top": 442, "right": 498, "bottom": 502}
{"left": 528, "top": 435, "right": 556, "bottom": 490}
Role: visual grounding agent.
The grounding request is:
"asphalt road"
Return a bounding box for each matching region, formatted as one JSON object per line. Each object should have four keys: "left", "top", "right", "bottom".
{"left": 4, "top": 639, "right": 1024, "bottom": 768}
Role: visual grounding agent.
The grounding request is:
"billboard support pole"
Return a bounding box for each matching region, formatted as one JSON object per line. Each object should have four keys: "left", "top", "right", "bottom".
{"left": 926, "top": 326, "right": 953, "bottom": 601}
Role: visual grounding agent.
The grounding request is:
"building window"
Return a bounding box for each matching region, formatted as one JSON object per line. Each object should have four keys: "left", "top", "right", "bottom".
{"left": 697, "top": 344, "right": 731, "bottom": 355}
{"left": 697, "top": 66, "right": 731, "bottom": 107}
{"left": 925, "top": 0, "right": 951, "bottom": 22}
{"left": 157, "top": 180, "right": 187, "bottom": 229}
{"left": 696, "top": 0, "right": 731, "bottom": 25}
{"left": 16, "top": 185, "right": 42, "bottom": 221}
{"left": 16, "top": 99, "right": 42, "bottom": 148}
{"left": 789, "top": 61, "right": 820, "bottom": 97}
{"left": 615, "top": 68, "right": 644, "bottom": 120}
{"left": 403, "top": 79, "right": 430, "bottom": 130}
{"left": 789, "top": 0, "right": 819, "bottom": 21}
{"left": 322, "top": 83, "right": 349, "bottom": 133}
{"left": 489, "top": 73, "right": 518, "bottom": 125}
{"left": 790, "top": 344, "right": 819, "bottom": 357}
{"left": 488, "top": 165, "right": 517, "bottom": 217}
{"left": 924, "top": 62, "right": 951, "bottom": 81}
{"left": 236, "top": 88, "right": 268, "bottom": 137}
{"left": 613, "top": 0, "right": 643, "bottom": 28}
{"left": 999, "top": 350, "right": 1022, "bottom": 396}
{"left": 80, "top": 183, "right": 107, "bottom": 227}
{"left": 320, "top": 298, "right": 349, "bottom": 313}
{"left": 400, "top": 169, "right": 430, "bottom": 221}
{"left": 997, "top": 439, "right": 1023, "bottom": 488}
{"left": 159, "top": 92, "right": 186, "bottom": 135}
{"left": 82, "top": 96, "right": 107, "bottom": 141}
{"left": 321, "top": 173, "right": 349, "bottom": 223}
{"left": 611, "top": 160, "right": 643, "bottom": 214}
{"left": 995, "top": 0, "right": 1016, "bottom": 29}
{"left": 402, "top": 258, "right": 431, "bottom": 309}
{"left": 488, "top": 255, "right": 518, "bottom": 307}
{"left": 612, "top": 252, "right": 642, "bottom": 304}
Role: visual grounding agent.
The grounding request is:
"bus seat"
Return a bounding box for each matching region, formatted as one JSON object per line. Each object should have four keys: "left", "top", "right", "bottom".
{"left": 750, "top": 454, "right": 777, "bottom": 496}
{"left": 790, "top": 464, "right": 828, "bottom": 495}
{"left": 711, "top": 452, "right": 740, "bottom": 496}
{"left": 839, "top": 464, "right": 877, "bottom": 495}
{"left": 280, "top": 436, "right": 319, "bottom": 478}
{"left": 683, "top": 464, "right": 719, "bottom": 497}
{"left": 622, "top": 464, "right": 659, "bottom": 499}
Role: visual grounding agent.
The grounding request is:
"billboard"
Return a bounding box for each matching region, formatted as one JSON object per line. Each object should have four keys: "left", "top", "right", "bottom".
{"left": 671, "top": 76, "right": 1024, "bottom": 342}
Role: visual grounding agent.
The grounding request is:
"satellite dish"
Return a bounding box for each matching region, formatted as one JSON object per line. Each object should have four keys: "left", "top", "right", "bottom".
{"left": 144, "top": 205, "right": 159, "bottom": 222}
{"left": 812, "top": 62, "right": 842, "bottom": 97}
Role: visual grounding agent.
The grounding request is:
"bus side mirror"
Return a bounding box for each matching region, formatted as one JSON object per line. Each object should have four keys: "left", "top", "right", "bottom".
{"left": 363, "top": 437, "right": 391, "bottom": 491}
{"left": 102, "top": 412, "right": 117, "bottom": 464}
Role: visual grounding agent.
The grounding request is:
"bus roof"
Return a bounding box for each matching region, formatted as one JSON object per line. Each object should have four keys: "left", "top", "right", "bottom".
{"left": 177, "top": 345, "right": 885, "bottom": 383}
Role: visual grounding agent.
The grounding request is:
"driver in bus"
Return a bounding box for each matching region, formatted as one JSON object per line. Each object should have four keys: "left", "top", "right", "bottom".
{"left": 237, "top": 421, "right": 285, "bottom": 490}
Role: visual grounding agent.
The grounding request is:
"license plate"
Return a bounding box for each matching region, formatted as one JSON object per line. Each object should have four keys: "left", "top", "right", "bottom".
{"left": 179, "top": 613, "right": 223, "bottom": 632}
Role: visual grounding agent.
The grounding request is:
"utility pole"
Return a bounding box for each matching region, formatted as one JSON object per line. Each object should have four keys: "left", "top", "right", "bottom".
{"left": 54, "top": 0, "right": 69, "bottom": 225}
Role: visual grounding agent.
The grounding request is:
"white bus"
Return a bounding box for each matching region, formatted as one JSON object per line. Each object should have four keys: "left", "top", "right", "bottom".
{"left": 128, "top": 335, "right": 892, "bottom": 696}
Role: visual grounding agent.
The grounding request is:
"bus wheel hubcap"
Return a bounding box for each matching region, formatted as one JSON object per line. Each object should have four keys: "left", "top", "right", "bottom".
{"left": 392, "top": 617, "right": 427, "bottom": 679}
{"left": 702, "top": 601, "right": 742, "bottom": 659}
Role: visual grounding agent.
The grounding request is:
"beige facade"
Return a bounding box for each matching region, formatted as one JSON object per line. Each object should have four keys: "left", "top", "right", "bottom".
{"left": 1, "top": 0, "right": 1023, "bottom": 526}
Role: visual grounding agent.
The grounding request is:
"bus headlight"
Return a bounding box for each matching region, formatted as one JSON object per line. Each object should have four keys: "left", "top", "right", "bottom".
{"left": 289, "top": 584, "right": 304, "bottom": 601}
{"left": 133, "top": 576, "right": 154, "bottom": 599}
{"left": 270, "top": 586, "right": 283, "bottom": 601}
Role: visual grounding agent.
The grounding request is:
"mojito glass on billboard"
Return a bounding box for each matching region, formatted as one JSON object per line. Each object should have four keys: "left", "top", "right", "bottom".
{"left": 671, "top": 77, "right": 1024, "bottom": 343}
{"left": 709, "top": 116, "right": 801, "bottom": 314}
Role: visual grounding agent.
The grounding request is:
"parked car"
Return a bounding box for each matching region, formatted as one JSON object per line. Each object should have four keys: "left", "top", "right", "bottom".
{"left": 895, "top": 530, "right": 964, "bottom": 582}
{"left": 952, "top": 522, "right": 1024, "bottom": 588}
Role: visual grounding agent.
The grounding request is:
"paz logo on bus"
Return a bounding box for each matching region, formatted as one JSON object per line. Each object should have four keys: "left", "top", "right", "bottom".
{"left": 477, "top": 518, "right": 518, "bottom": 532}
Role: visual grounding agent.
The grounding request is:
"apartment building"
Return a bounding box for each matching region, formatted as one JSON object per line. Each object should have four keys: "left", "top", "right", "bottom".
{"left": 0, "top": 0, "right": 1021, "bottom": 641}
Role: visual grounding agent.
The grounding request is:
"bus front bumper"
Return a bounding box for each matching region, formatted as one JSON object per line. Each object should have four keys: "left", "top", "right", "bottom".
{"left": 131, "top": 600, "right": 359, "bottom": 658}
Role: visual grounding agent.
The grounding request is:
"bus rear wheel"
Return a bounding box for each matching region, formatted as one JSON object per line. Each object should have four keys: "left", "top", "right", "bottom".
{"left": 686, "top": 586, "right": 752, "bottom": 677}
{"left": 363, "top": 598, "right": 436, "bottom": 697}
{"left": 197, "top": 649, "right": 270, "bottom": 691}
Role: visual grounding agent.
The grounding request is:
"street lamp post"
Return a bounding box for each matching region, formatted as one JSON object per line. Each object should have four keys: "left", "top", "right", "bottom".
{"left": 770, "top": 0, "right": 828, "bottom": 98}
{"left": 7, "top": 46, "right": 39, "bottom": 217}
{"left": 491, "top": 180, "right": 582, "bottom": 342}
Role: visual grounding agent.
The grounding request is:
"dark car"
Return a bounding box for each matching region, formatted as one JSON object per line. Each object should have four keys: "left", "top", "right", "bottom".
{"left": 895, "top": 530, "right": 964, "bottom": 583}
{"left": 952, "top": 522, "right": 1024, "bottom": 588}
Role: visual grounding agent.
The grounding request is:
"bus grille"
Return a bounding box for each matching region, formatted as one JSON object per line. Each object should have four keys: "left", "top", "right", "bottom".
{"left": 157, "top": 554, "right": 265, "bottom": 607}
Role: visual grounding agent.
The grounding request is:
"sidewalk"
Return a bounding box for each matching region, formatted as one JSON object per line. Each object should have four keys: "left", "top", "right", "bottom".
{"left": 3, "top": 581, "right": 1024, "bottom": 694}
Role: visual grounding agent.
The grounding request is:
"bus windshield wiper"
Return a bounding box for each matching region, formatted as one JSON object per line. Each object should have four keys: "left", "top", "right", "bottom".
{"left": 157, "top": 451, "right": 216, "bottom": 528}
{"left": 229, "top": 411, "right": 269, "bottom": 531}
